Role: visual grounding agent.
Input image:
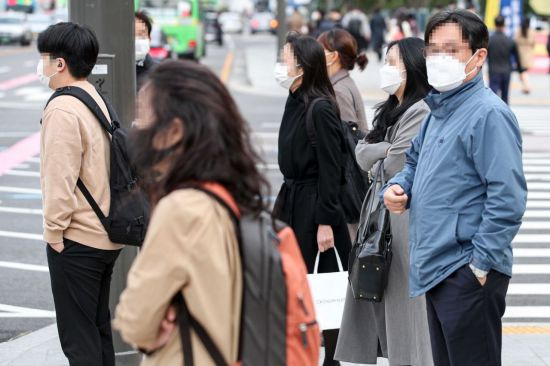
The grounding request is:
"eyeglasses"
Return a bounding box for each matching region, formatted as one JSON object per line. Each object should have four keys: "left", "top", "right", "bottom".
{"left": 423, "top": 44, "right": 472, "bottom": 57}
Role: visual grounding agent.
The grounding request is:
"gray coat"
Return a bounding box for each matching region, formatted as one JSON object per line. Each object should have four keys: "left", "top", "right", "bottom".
{"left": 331, "top": 69, "right": 368, "bottom": 133}
{"left": 335, "top": 100, "right": 433, "bottom": 366}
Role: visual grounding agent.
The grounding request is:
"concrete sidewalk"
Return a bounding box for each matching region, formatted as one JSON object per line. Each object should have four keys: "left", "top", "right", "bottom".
{"left": 229, "top": 34, "right": 550, "bottom": 107}
{"left": 1, "top": 323, "right": 550, "bottom": 365}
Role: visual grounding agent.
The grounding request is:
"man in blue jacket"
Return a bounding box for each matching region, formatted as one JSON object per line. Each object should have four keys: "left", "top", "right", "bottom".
{"left": 382, "top": 10, "right": 527, "bottom": 366}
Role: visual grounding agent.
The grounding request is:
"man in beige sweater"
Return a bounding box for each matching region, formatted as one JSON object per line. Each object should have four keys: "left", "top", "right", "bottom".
{"left": 38, "top": 23, "right": 122, "bottom": 366}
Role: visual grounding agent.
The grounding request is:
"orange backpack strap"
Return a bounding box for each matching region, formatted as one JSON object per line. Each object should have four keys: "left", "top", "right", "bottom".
{"left": 201, "top": 182, "right": 241, "bottom": 219}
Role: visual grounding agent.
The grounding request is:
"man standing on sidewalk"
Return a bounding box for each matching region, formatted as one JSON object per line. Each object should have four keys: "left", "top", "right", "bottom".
{"left": 37, "top": 23, "right": 123, "bottom": 366}
{"left": 382, "top": 10, "right": 527, "bottom": 366}
{"left": 488, "top": 15, "right": 523, "bottom": 104}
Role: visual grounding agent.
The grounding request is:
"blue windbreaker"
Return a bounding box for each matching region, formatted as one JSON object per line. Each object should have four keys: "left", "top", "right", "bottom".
{"left": 381, "top": 73, "right": 527, "bottom": 297}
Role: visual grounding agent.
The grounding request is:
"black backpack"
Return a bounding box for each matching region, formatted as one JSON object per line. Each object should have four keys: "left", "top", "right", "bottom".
{"left": 305, "top": 98, "right": 369, "bottom": 224}
{"left": 45, "top": 86, "right": 149, "bottom": 246}
{"left": 347, "top": 18, "right": 363, "bottom": 36}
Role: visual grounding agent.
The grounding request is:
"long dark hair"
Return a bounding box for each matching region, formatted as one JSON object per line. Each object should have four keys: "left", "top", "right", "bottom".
{"left": 286, "top": 32, "right": 337, "bottom": 107}
{"left": 366, "top": 38, "right": 431, "bottom": 143}
{"left": 130, "top": 60, "right": 269, "bottom": 215}
{"left": 317, "top": 28, "right": 368, "bottom": 71}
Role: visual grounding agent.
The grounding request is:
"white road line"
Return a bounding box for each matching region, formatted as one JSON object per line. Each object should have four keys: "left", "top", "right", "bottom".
{"left": 523, "top": 153, "right": 550, "bottom": 159}
{"left": 0, "top": 132, "right": 34, "bottom": 138}
{"left": 504, "top": 306, "right": 550, "bottom": 319}
{"left": 0, "top": 261, "right": 48, "bottom": 272}
{"left": 527, "top": 201, "right": 550, "bottom": 208}
{"left": 527, "top": 192, "right": 550, "bottom": 199}
{"left": 0, "top": 230, "right": 42, "bottom": 241}
{"left": 0, "top": 207, "right": 42, "bottom": 215}
{"left": 524, "top": 210, "right": 550, "bottom": 218}
{"left": 15, "top": 163, "right": 31, "bottom": 169}
{"left": 0, "top": 66, "right": 10, "bottom": 74}
{"left": 523, "top": 159, "right": 550, "bottom": 165}
{"left": 507, "top": 284, "right": 550, "bottom": 295}
{"left": 260, "top": 122, "right": 280, "bottom": 129}
{"left": 0, "top": 186, "right": 41, "bottom": 195}
{"left": 514, "top": 234, "right": 550, "bottom": 244}
{"left": 4, "top": 170, "right": 40, "bottom": 177}
{"left": 514, "top": 248, "right": 550, "bottom": 257}
{"left": 0, "top": 304, "right": 55, "bottom": 318}
{"left": 525, "top": 174, "right": 550, "bottom": 181}
{"left": 513, "top": 265, "right": 550, "bottom": 274}
{"left": 527, "top": 182, "right": 550, "bottom": 190}
{"left": 26, "top": 157, "right": 40, "bottom": 163}
{"left": 520, "top": 221, "right": 550, "bottom": 230}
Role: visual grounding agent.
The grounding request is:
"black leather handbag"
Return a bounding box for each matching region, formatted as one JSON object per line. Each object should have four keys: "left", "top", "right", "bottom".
{"left": 349, "top": 160, "right": 393, "bottom": 302}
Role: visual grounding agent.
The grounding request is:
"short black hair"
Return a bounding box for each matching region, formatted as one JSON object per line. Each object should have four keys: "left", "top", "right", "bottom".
{"left": 494, "top": 15, "right": 505, "bottom": 27}
{"left": 135, "top": 11, "right": 153, "bottom": 37}
{"left": 37, "top": 22, "right": 99, "bottom": 78}
{"left": 425, "top": 10, "right": 489, "bottom": 53}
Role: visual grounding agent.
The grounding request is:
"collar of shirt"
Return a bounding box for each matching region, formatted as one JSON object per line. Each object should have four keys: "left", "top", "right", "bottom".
{"left": 424, "top": 72, "right": 484, "bottom": 119}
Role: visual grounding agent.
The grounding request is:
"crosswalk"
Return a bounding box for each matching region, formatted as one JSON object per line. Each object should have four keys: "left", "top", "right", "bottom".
{"left": 253, "top": 104, "right": 550, "bottom": 323}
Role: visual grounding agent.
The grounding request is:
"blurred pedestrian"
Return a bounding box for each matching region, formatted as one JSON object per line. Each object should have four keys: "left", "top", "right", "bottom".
{"left": 342, "top": 6, "right": 371, "bottom": 52}
{"left": 114, "top": 60, "right": 268, "bottom": 365}
{"left": 272, "top": 32, "right": 351, "bottom": 366}
{"left": 370, "top": 7, "right": 387, "bottom": 62}
{"left": 383, "top": 10, "right": 527, "bottom": 366}
{"left": 335, "top": 37, "right": 433, "bottom": 366}
{"left": 288, "top": 7, "right": 306, "bottom": 33}
{"left": 38, "top": 22, "right": 122, "bottom": 366}
{"left": 515, "top": 17, "right": 535, "bottom": 94}
{"left": 318, "top": 28, "right": 368, "bottom": 241}
{"left": 316, "top": 9, "right": 343, "bottom": 36}
{"left": 488, "top": 15, "right": 523, "bottom": 104}
{"left": 309, "top": 8, "right": 325, "bottom": 36}
{"left": 135, "top": 11, "right": 159, "bottom": 91}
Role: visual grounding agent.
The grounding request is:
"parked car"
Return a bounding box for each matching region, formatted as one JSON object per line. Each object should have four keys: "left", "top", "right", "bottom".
{"left": 250, "top": 11, "right": 276, "bottom": 34}
{"left": 27, "top": 13, "right": 54, "bottom": 37}
{"left": 0, "top": 12, "right": 32, "bottom": 46}
{"left": 204, "top": 10, "right": 223, "bottom": 45}
{"left": 218, "top": 12, "right": 243, "bottom": 34}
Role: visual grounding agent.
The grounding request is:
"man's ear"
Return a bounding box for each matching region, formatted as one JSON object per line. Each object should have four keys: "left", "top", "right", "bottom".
{"left": 475, "top": 48, "right": 488, "bottom": 68}
{"left": 56, "top": 58, "right": 67, "bottom": 73}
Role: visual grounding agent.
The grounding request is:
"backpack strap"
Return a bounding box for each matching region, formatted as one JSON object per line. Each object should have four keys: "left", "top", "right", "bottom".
{"left": 172, "top": 183, "right": 241, "bottom": 366}
{"left": 44, "top": 86, "right": 118, "bottom": 224}
{"left": 305, "top": 97, "right": 329, "bottom": 148}
{"left": 173, "top": 292, "right": 228, "bottom": 366}
{"left": 47, "top": 86, "right": 116, "bottom": 134}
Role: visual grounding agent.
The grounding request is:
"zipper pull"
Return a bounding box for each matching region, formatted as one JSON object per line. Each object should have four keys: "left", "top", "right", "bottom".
{"left": 300, "top": 323, "right": 308, "bottom": 347}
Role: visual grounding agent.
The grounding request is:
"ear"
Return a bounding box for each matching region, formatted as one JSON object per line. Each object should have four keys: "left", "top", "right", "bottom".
{"left": 152, "top": 118, "right": 185, "bottom": 151}
{"left": 56, "top": 58, "right": 66, "bottom": 73}
{"left": 474, "top": 48, "right": 487, "bottom": 68}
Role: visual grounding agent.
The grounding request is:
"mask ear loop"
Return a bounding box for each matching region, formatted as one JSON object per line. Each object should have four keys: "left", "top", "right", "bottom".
{"left": 464, "top": 49, "right": 480, "bottom": 77}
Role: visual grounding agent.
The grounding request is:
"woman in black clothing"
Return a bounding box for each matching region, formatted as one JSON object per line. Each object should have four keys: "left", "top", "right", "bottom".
{"left": 273, "top": 32, "right": 351, "bottom": 366}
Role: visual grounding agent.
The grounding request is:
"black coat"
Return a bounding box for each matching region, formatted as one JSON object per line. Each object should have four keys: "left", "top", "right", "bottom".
{"left": 136, "top": 54, "right": 159, "bottom": 92}
{"left": 273, "top": 90, "right": 351, "bottom": 274}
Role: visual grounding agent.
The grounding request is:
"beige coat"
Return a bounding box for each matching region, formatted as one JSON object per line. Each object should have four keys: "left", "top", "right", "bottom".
{"left": 516, "top": 29, "right": 535, "bottom": 69}
{"left": 40, "top": 80, "right": 121, "bottom": 250}
{"left": 114, "top": 189, "right": 242, "bottom": 366}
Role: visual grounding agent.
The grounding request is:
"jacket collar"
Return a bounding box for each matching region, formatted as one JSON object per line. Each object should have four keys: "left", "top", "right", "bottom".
{"left": 330, "top": 69, "right": 349, "bottom": 86}
{"left": 424, "top": 72, "right": 484, "bottom": 118}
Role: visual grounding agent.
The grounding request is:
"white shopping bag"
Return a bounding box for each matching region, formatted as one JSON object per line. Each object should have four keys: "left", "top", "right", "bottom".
{"left": 307, "top": 249, "right": 348, "bottom": 330}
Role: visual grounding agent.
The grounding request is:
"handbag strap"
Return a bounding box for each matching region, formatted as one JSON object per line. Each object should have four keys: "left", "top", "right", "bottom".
{"left": 358, "top": 160, "right": 385, "bottom": 241}
{"left": 313, "top": 248, "right": 344, "bottom": 274}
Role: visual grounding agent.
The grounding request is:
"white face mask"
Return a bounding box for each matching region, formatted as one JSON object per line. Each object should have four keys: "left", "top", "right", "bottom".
{"left": 135, "top": 38, "right": 150, "bottom": 63}
{"left": 379, "top": 64, "right": 404, "bottom": 95}
{"left": 274, "top": 62, "right": 302, "bottom": 90}
{"left": 426, "top": 51, "right": 479, "bottom": 92}
{"left": 36, "top": 59, "right": 58, "bottom": 89}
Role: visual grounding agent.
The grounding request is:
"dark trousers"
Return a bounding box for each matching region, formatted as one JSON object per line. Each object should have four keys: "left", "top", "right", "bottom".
{"left": 47, "top": 238, "right": 121, "bottom": 366}
{"left": 426, "top": 265, "right": 510, "bottom": 366}
{"left": 489, "top": 72, "right": 511, "bottom": 104}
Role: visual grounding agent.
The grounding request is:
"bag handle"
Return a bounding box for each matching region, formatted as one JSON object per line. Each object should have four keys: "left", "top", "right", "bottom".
{"left": 313, "top": 247, "right": 344, "bottom": 274}
{"left": 358, "top": 160, "right": 385, "bottom": 241}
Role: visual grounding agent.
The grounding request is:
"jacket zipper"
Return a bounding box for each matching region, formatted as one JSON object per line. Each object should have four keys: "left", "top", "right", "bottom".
{"left": 299, "top": 321, "right": 318, "bottom": 347}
